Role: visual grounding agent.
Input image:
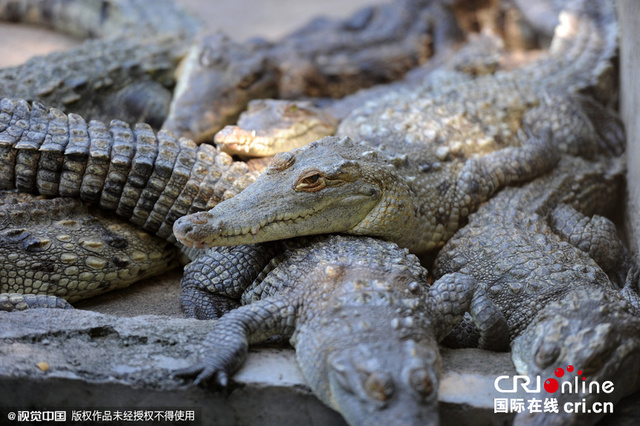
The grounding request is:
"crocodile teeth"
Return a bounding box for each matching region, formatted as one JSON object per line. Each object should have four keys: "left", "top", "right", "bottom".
{"left": 250, "top": 225, "right": 260, "bottom": 235}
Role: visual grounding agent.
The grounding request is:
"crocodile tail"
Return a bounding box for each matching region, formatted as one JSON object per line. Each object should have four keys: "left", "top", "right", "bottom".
{"left": 0, "top": 97, "right": 261, "bottom": 241}
{"left": 516, "top": 0, "right": 618, "bottom": 102}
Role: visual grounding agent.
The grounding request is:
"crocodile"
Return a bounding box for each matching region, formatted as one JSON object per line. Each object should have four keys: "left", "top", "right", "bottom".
{"left": 0, "top": 0, "right": 204, "bottom": 128}
{"left": 214, "top": 99, "right": 339, "bottom": 157}
{"left": 0, "top": 97, "right": 268, "bottom": 308}
{"left": 433, "top": 154, "right": 640, "bottom": 425}
{"left": 0, "top": 0, "right": 202, "bottom": 39}
{"left": 213, "top": 32, "right": 522, "bottom": 158}
{"left": 173, "top": 0, "right": 624, "bottom": 254}
{"left": 162, "top": 0, "right": 463, "bottom": 142}
{"left": 161, "top": 33, "right": 280, "bottom": 143}
{"left": 0, "top": 35, "right": 189, "bottom": 128}
{"left": 164, "top": 0, "right": 556, "bottom": 146}
{"left": 0, "top": 191, "right": 177, "bottom": 311}
{"left": 176, "top": 234, "right": 504, "bottom": 426}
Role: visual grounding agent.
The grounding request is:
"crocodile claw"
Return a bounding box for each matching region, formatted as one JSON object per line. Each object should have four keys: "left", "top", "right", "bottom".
{"left": 173, "top": 363, "right": 230, "bottom": 388}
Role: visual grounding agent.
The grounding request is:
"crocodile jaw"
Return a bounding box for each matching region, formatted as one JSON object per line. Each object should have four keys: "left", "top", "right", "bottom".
{"left": 173, "top": 179, "right": 381, "bottom": 248}
{"left": 511, "top": 291, "right": 640, "bottom": 426}
{"left": 325, "top": 338, "right": 441, "bottom": 426}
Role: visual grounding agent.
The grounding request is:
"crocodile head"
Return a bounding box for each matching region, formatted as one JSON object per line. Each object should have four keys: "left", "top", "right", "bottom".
{"left": 162, "top": 32, "right": 278, "bottom": 143}
{"left": 325, "top": 338, "right": 441, "bottom": 426}
{"left": 174, "top": 136, "right": 418, "bottom": 249}
{"left": 511, "top": 288, "right": 640, "bottom": 426}
{"left": 214, "top": 99, "right": 337, "bottom": 157}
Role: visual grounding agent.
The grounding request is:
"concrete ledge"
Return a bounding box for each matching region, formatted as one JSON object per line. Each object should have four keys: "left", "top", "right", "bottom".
{"left": 0, "top": 309, "right": 516, "bottom": 425}
{"left": 1, "top": 309, "right": 639, "bottom": 425}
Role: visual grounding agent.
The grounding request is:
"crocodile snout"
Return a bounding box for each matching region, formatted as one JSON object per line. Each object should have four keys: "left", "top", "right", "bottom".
{"left": 173, "top": 212, "right": 221, "bottom": 248}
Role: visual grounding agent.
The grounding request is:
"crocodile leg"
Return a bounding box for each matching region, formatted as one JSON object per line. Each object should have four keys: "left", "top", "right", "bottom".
{"left": 180, "top": 243, "right": 282, "bottom": 319}
{"left": 620, "top": 267, "right": 640, "bottom": 315}
{"left": 522, "top": 92, "right": 626, "bottom": 158}
{"left": 429, "top": 273, "right": 509, "bottom": 351}
{"left": 0, "top": 294, "right": 72, "bottom": 311}
{"left": 174, "top": 296, "right": 298, "bottom": 386}
{"left": 549, "top": 203, "right": 633, "bottom": 287}
{"left": 453, "top": 128, "right": 559, "bottom": 221}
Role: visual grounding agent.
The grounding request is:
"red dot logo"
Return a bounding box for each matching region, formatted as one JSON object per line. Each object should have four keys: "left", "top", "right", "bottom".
{"left": 544, "top": 378, "right": 559, "bottom": 393}
{"left": 567, "top": 365, "right": 574, "bottom": 372}
{"left": 554, "top": 368, "right": 564, "bottom": 377}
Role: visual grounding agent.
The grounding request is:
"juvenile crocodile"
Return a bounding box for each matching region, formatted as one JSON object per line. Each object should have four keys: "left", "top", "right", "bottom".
{"left": 0, "top": 97, "right": 266, "bottom": 308}
{"left": 161, "top": 33, "right": 280, "bottom": 143}
{"left": 0, "top": 35, "right": 189, "bottom": 128}
{"left": 213, "top": 33, "right": 517, "bottom": 157}
{"left": 0, "top": 0, "right": 202, "bottom": 39}
{"left": 433, "top": 155, "right": 640, "bottom": 424}
{"left": 173, "top": 0, "right": 624, "bottom": 254}
{"left": 214, "top": 99, "right": 338, "bottom": 157}
{"left": 0, "top": 191, "right": 177, "bottom": 310}
{"left": 162, "top": 0, "right": 462, "bottom": 142}
{"left": 176, "top": 234, "right": 503, "bottom": 426}
{"left": 0, "top": 0, "right": 203, "bottom": 127}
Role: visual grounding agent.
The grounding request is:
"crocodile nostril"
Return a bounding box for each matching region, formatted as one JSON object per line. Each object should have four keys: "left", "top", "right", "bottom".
{"left": 173, "top": 217, "right": 193, "bottom": 235}
{"left": 190, "top": 214, "right": 209, "bottom": 225}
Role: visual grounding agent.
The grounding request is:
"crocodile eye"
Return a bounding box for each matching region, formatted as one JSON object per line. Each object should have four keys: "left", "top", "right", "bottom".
{"left": 581, "top": 355, "right": 604, "bottom": 376}
{"left": 534, "top": 341, "right": 560, "bottom": 368}
{"left": 237, "top": 71, "right": 261, "bottom": 89}
{"left": 363, "top": 371, "right": 395, "bottom": 401}
{"left": 408, "top": 368, "right": 434, "bottom": 397}
{"left": 295, "top": 171, "right": 326, "bottom": 192}
{"left": 199, "top": 46, "right": 226, "bottom": 68}
{"left": 303, "top": 174, "right": 319, "bottom": 184}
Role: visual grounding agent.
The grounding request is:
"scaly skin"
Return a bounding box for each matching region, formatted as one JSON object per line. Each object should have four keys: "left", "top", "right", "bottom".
{"left": 163, "top": 0, "right": 462, "bottom": 142}
{"left": 0, "top": 191, "right": 177, "bottom": 309}
{"left": 0, "top": 36, "right": 189, "bottom": 128}
{"left": 0, "top": 98, "right": 262, "bottom": 241}
{"left": 210, "top": 32, "right": 516, "bottom": 158}
{"left": 433, "top": 155, "right": 640, "bottom": 425}
{"left": 0, "top": 97, "right": 270, "bottom": 308}
{"left": 162, "top": 33, "right": 279, "bottom": 143}
{"left": 511, "top": 287, "right": 640, "bottom": 426}
{"left": 271, "top": 0, "right": 456, "bottom": 99}
{"left": 0, "top": 0, "right": 203, "bottom": 127}
{"left": 174, "top": 130, "right": 562, "bottom": 254}
{"left": 173, "top": 0, "right": 623, "bottom": 254}
{"left": 0, "top": 0, "right": 202, "bottom": 39}
{"left": 214, "top": 99, "right": 337, "bottom": 157}
{"left": 176, "top": 235, "right": 502, "bottom": 426}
